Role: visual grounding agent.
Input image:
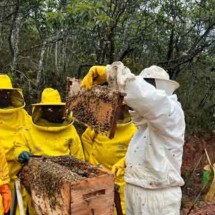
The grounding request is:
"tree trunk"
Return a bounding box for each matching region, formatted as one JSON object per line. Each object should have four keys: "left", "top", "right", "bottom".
{"left": 62, "top": 35, "right": 68, "bottom": 74}
{"left": 36, "top": 41, "right": 47, "bottom": 93}
{"left": 55, "top": 41, "right": 58, "bottom": 72}
{"left": 167, "top": 28, "right": 174, "bottom": 61}
{"left": 0, "top": 7, "right": 4, "bottom": 49}
{"left": 108, "top": 30, "right": 115, "bottom": 63}
{"left": 8, "top": 0, "right": 20, "bottom": 70}
{"left": 11, "top": 11, "right": 22, "bottom": 71}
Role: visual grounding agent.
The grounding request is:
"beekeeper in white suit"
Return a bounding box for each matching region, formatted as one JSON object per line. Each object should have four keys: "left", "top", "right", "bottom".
{"left": 81, "top": 61, "right": 185, "bottom": 215}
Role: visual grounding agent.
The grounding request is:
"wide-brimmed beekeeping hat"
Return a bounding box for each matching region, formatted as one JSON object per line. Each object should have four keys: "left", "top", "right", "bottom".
{"left": 32, "top": 88, "right": 65, "bottom": 106}
{"left": 0, "top": 74, "right": 25, "bottom": 108}
{"left": 31, "top": 88, "right": 74, "bottom": 127}
{"left": 139, "top": 65, "right": 179, "bottom": 95}
{"left": 0, "top": 74, "right": 22, "bottom": 90}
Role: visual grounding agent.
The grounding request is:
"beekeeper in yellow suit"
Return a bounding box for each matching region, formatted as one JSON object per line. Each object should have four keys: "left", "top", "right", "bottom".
{"left": 81, "top": 62, "right": 185, "bottom": 215}
{"left": 82, "top": 104, "right": 137, "bottom": 215}
{"left": 14, "top": 88, "right": 84, "bottom": 214}
{"left": 0, "top": 74, "right": 30, "bottom": 214}
{"left": 14, "top": 87, "right": 84, "bottom": 160}
{"left": 0, "top": 147, "right": 12, "bottom": 215}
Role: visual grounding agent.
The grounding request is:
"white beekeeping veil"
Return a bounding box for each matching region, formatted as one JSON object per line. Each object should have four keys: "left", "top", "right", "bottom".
{"left": 140, "top": 65, "right": 179, "bottom": 95}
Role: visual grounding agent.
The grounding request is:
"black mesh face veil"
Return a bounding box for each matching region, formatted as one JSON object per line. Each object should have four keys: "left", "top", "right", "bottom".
{"left": 0, "top": 90, "right": 12, "bottom": 108}
{"left": 144, "top": 78, "right": 156, "bottom": 87}
{"left": 32, "top": 105, "right": 65, "bottom": 124}
{"left": 41, "top": 105, "right": 65, "bottom": 123}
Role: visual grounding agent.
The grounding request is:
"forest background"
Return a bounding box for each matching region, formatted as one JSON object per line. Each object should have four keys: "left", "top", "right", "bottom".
{"left": 0, "top": 0, "right": 214, "bottom": 134}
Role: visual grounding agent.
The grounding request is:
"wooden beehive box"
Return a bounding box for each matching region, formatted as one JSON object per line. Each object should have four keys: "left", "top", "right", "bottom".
{"left": 66, "top": 78, "right": 124, "bottom": 138}
{"left": 19, "top": 156, "right": 114, "bottom": 215}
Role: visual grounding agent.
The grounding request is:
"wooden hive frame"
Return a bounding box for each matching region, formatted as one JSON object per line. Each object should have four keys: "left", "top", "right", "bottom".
{"left": 19, "top": 156, "right": 114, "bottom": 215}
{"left": 66, "top": 78, "right": 124, "bottom": 139}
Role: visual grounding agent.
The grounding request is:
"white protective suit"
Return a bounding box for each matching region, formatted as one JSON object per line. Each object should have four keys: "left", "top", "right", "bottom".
{"left": 106, "top": 62, "right": 185, "bottom": 215}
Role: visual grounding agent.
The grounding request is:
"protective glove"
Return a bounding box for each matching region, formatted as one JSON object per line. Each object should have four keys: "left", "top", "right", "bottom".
{"left": 111, "top": 157, "right": 126, "bottom": 178}
{"left": 81, "top": 66, "right": 107, "bottom": 90}
{"left": 0, "top": 184, "right": 12, "bottom": 213}
{"left": 18, "top": 151, "right": 31, "bottom": 163}
{"left": 106, "top": 61, "right": 135, "bottom": 93}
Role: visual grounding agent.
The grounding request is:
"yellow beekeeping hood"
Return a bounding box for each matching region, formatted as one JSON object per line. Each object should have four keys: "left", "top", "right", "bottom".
{"left": 31, "top": 88, "right": 73, "bottom": 129}
{"left": 32, "top": 88, "right": 65, "bottom": 106}
{"left": 0, "top": 74, "right": 21, "bottom": 90}
{"left": 0, "top": 74, "right": 25, "bottom": 110}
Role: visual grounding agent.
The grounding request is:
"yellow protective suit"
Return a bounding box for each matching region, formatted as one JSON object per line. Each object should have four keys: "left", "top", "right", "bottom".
{"left": 14, "top": 119, "right": 85, "bottom": 160}
{"left": 0, "top": 147, "right": 10, "bottom": 215}
{"left": 81, "top": 122, "right": 137, "bottom": 215}
{"left": 0, "top": 108, "right": 30, "bottom": 182}
{"left": 0, "top": 74, "right": 30, "bottom": 214}
{"left": 14, "top": 88, "right": 84, "bottom": 160}
{"left": 0, "top": 74, "right": 30, "bottom": 181}
{"left": 14, "top": 88, "right": 85, "bottom": 215}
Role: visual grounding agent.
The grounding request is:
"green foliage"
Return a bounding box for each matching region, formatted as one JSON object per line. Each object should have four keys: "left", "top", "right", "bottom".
{"left": 6, "top": 71, "right": 15, "bottom": 83}
{"left": 0, "top": 0, "right": 214, "bottom": 132}
{"left": 177, "top": 56, "right": 215, "bottom": 132}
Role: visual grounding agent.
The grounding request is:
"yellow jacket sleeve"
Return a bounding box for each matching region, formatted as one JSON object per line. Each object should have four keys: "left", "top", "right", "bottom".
{"left": 70, "top": 126, "right": 85, "bottom": 161}
{"left": 14, "top": 129, "right": 30, "bottom": 160}
{"left": 0, "top": 147, "right": 10, "bottom": 186}
{"left": 81, "top": 128, "right": 96, "bottom": 162}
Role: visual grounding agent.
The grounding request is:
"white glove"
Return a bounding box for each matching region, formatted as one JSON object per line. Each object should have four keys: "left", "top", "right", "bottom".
{"left": 106, "top": 61, "right": 135, "bottom": 93}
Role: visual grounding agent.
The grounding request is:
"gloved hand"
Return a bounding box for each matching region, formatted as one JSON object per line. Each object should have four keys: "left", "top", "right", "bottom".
{"left": 81, "top": 66, "right": 107, "bottom": 90}
{"left": 106, "top": 61, "right": 135, "bottom": 92}
{"left": 18, "top": 151, "right": 31, "bottom": 163}
{"left": 111, "top": 157, "right": 126, "bottom": 178}
{"left": 0, "top": 184, "right": 12, "bottom": 213}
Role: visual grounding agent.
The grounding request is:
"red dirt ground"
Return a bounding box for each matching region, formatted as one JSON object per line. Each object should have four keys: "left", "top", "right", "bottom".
{"left": 181, "top": 133, "right": 215, "bottom": 215}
